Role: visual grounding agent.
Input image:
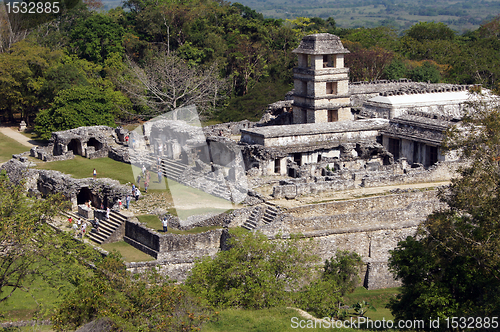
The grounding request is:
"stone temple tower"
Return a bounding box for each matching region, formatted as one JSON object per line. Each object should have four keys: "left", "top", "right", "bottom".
{"left": 292, "top": 33, "right": 352, "bottom": 124}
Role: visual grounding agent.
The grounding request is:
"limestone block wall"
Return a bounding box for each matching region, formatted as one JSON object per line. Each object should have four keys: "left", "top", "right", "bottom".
{"left": 361, "top": 161, "right": 459, "bottom": 188}
{"left": 260, "top": 128, "right": 381, "bottom": 147}
{"left": 127, "top": 260, "right": 196, "bottom": 282}
{"left": 260, "top": 190, "right": 443, "bottom": 288}
{"left": 272, "top": 178, "right": 356, "bottom": 199}
{"left": 124, "top": 219, "right": 224, "bottom": 261}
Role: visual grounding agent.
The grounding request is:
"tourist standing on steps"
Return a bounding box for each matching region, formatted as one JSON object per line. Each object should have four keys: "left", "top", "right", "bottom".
{"left": 162, "top": 216, "right": 168, "bottom": 232}
{"left": 135, "top": 187, "right": 141, "bottom": 201}
{"left": 93, "top": 168, "right": 96, "bottom": 179}
{"left": 118, "top": 198, "right": 122, "bottom": 211}
{"left": 126, "top": 195, "right": 131, "bottom": 209}
{"left": 82, "top": 222, "right": 87, "bottom": 237}
{"left": 106, "top": 207, "right": 110, "bottom": 220}
{"left": 157, "top": 169, "right": 162, "bottom": 183}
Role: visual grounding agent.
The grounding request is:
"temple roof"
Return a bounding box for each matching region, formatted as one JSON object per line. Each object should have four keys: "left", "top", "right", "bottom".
{"left": 292, "top": 33, "right": 350, "bottom": 55}
{"left": 241, "top": 119, "right": 388, "bottom": 139}
{"left": 366, "top": 90, "right": 470, "bottom": 108}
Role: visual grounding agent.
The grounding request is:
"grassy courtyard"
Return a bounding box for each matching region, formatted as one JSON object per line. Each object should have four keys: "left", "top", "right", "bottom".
{"left": 100, "top": 241, "right": 155, "bottom": 262}
{"left": 0, "top": 132, "right": 30, "bottom": 163}
{"left": 36, "top": 155, "right": 139, "bottom": 185}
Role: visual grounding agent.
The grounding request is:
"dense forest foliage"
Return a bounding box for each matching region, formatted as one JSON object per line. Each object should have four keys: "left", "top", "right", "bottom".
{"left": 1, "top": 0, "right": 500, "bottom": 136}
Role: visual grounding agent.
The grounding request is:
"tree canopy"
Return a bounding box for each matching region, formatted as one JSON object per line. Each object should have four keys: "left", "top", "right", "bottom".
{"left": 0, "top": 170, "right": 101, "bottom": 304}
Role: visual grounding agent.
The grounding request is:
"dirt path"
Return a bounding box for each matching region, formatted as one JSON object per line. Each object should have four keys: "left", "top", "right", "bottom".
{"left": 0, "top": 126, "right": 42, "bottom": 148}
{"left": 272, "top": 180, "right": 451, "bottom": 209}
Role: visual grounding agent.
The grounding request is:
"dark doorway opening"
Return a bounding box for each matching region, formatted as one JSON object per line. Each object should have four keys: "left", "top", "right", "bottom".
{"left": 293, "top": 153, "right": 302, "bottom": 166}
{"left": 77, "top": 187, "right": 92, "bottom": 205}
{"left": 426, "top": 145, "right": 438, "bottom": 167}
{"left": 67, "top": 139, "right": 81, "bottom": 156}
{"left": 274, "top": 158, "right": 281, "bottom": 174}
{"left": 87, "top": 137, "right": 102, "bottom": 151}
{"left": 328, "top": 109, "right": 338, "bottom": 122}
{"left": 413, "top": 141, "right": 419, "bottom": 164}
{"left": 77, "top": 187, "right": 102, "bottom": 207}
{"left": 388, "top": 138, "right": 400, "bottom": 160}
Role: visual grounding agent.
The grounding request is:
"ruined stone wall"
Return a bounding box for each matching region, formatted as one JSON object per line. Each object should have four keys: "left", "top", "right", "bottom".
{"left": 124, "top": 219, "right": 223, "bottom": 261}
{"left": 0, "top": 159, "right": 129, "bottom": 210}
{"left": 361, "top": 161, "right": 459, "bottom": 187}
{"left": 127, "top": 260, "right": 196, "bottom": 282}
{"left": 271, "top": 161, "right": 458, "bottom": 199}
{"left": 260, "top": 190, "right": 443, "bottom": 288}
{"left": 203, "top": 120, "right": 257, "bottom": 136}
{"left": 272, "top": 177, "right": 356, "bottom": 199}
{"left": 349, "top": 80, "right": 455, "bottom": 108}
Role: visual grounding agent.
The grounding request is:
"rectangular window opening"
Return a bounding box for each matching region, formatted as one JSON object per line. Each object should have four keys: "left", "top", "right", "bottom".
{"left": 326, "top": 82, "right": 337, "bottom": 95}
{"left": 328, "top": 110, "right": 338, "bottom": 122}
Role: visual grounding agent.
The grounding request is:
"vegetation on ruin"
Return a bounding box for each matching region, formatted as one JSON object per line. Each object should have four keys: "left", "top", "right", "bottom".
{"left": 388, "top": 97, "right": 500, "bottom": 326}
{"left": 185, "top": 229, "right": 367, "bottom": 321}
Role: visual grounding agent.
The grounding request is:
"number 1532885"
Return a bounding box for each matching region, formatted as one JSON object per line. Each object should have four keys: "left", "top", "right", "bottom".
{"left": 5, "top": 2, "right": 60, "bottom": 14}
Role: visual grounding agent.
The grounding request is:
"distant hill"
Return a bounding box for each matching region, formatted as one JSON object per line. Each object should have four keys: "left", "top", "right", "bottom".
{"left": 101, "top": 0, "right": 500, "bottom": 33}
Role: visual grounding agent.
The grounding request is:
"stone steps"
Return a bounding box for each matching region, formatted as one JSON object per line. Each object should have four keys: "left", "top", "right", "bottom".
{"left": 88, "top": 210, "right": 127, "bottom": 245}
{"left": 241, "top": 202, "right": 281, "bottom": 230}
{"left": 241, "top": 208, "right": 260, "bottom": 230}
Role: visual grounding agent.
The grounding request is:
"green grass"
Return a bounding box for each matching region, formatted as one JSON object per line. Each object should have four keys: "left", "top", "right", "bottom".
{"left": 168, "top": 225, "right": 223, "bottom": 235}
{"left": 100, "top": 241, "right": 155, "bottom": 262}
{"left": 203, "top": 288, "right": 401, "bottom": 332}
{"left": 203, "top": 307, "right": 357, "bottom": 332}
{"left": 136, "top": 215, "right": 222, "bottom": 234}
{"left": 343, "top": 287, "right": 400, "bottom": 321}
{"left": 137, "top": 214, "right": 163, "bottom": 231}
{"left": 0, "top": 268, "right": 71, "bottom": 323}
{"left": 0, "top": 132, "right": 31, "bottom": 163}
{"left": 36, "top": 156, "right": 137, "bottom": 184}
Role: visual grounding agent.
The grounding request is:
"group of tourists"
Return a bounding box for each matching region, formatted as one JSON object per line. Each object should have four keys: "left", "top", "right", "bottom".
{"left": 67, "top": 216, "right": 88, "bottom": 238}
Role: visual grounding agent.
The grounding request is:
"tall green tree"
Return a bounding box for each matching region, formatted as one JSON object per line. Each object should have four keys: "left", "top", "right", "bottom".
{"left": 35, "top": 82, "right": 126, "bottom": 139}
{"left": 0, "top": 41, "right": 62, "bottom": 124}
{"left": 298, "top": 250, "right": 363, "bottom": 318}
{"left": 0, "top": 171, "right": 100, "bottom": 304}
{"left": 53, "top": 253, "right": 211, "bottom": 331}
{"left": 186, "top": 229, "right": 318, "bottom": 309}
{"left": 389, "top": 95, "right": 500, "bottom": 326}
{"left": 70, "top": 14, "right": 125, "bottom": 64}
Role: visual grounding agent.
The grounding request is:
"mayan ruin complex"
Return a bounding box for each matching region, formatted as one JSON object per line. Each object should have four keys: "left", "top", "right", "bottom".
{"left": 2, "top": 33, "right": 491, "bottom": 289}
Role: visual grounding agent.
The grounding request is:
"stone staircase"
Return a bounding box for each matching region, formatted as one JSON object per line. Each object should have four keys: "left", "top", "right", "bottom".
{"left": 132, "top": 153, "right": 188, "bottom": 182}
{"left": 261, "top": 202, "right": 279, "bottom": 225}
{"left": 134, "top": 153, "right": 234, "bottom": 200}
{"left": 241, "top": 202, "right": 281, "bottom": 230}
{"left": 88, "top": 210, "right": 128, "bottom": 244}
{"left": 242, "top": 207, "right": 260, "bottom": 230}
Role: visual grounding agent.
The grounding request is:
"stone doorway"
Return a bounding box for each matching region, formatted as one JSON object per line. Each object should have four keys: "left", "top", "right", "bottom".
{"left": 87, "top": 137, "right": 102, "bottom": 151}
{"left": 77, "top": 187, "right": 102, "bottom": 208}
{"left": 67, "top": 139, "right": 82, "bottom": 156}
